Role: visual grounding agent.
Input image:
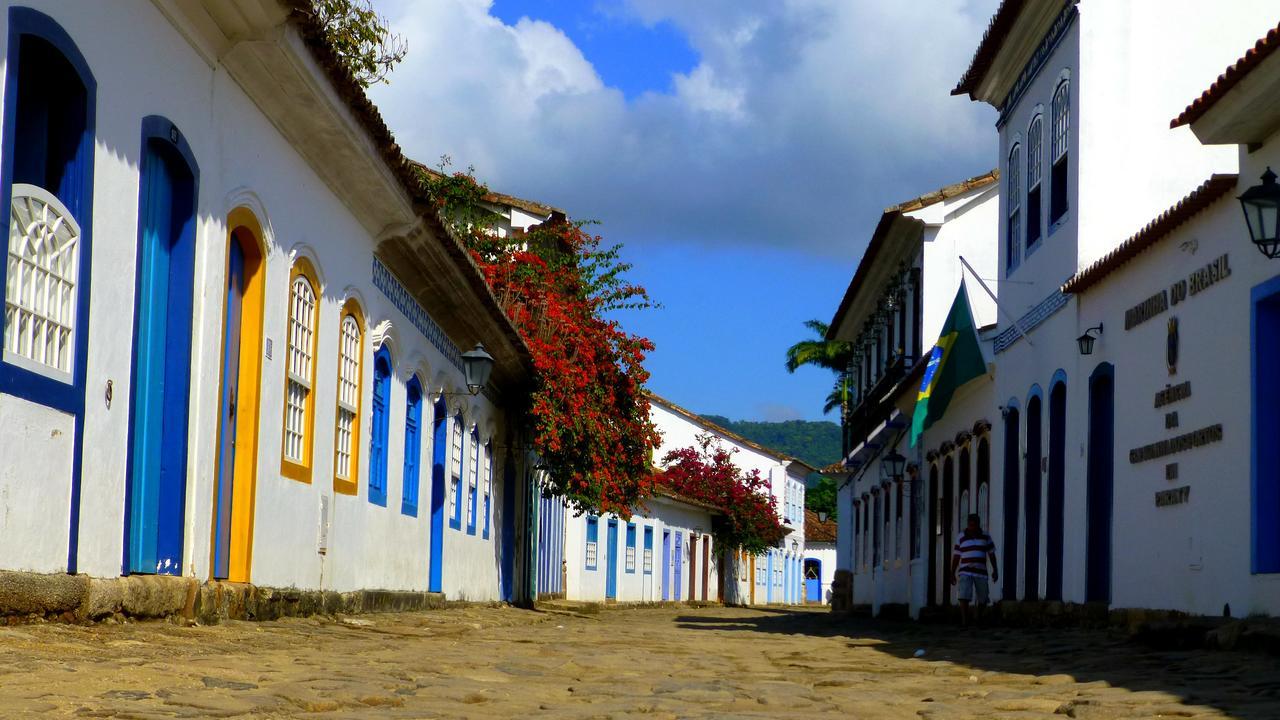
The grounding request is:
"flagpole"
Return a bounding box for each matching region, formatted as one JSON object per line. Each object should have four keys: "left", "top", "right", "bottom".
{"left": 958, "top": 255, "right": 1033, "bottom": 348}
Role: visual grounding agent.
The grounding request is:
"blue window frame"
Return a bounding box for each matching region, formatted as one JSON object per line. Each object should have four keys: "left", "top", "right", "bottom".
{"left": 625, "top": 522, "right": 637, "bottom": 573}
{"left": 482, "top": 441, "right": 492, "bottom": 539}
{"left": 585, "top": 516, "right": 599, "bottom": 570}
{"left": 643, "top": 526, "right": 654, "bottom": 575}
{"left": 368, "top": 346, "right": 391, "bottom": 506}
{"left": 1006, "top": 143, "right": 1022, "bottom": 274}
{"left": 449, "top": 411, "right": 464, "bottom": 529}
{"left": 1, "top": 7, "right": 96, "bottom": 573}
{"left": 1252, "top": 275, "right": 1280, "bottom": 574}
{"left": 401, "top": 375, "right": 423, "bottom": 516}
{"left": 466, "top": 427, "right": 479, "bottom": 534}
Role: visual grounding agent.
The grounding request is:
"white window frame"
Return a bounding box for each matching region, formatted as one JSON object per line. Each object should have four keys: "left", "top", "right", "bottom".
{"left": 334, "top": 313, "right": 360, "bottom": 480}
{"left": 284, "top": 274, "right": 317, "bottom": 463}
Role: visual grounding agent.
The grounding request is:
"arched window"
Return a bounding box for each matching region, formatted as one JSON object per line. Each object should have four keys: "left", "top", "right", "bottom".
{"left": 959, "top": 446, "right": 972, "bottom": 533}
{"left": 1050, "top": 80, "right": 1070, "bottom": 224}
{"left": 401, "top": 376, "right": 423, "bottom": 516}
{"left": 3, "top": 10, "right": 94, "bottom": 388}
{"left": 467, "top": 426, "right": 480, "bottom": 534}
{"left": 1006, "top": 143, "right": 1021, "bottom": 272}
{"left": 368, "top": 345, "right": 391, "bottom": 506}
{"left": 449, "top": 410, "right": 464, "bottom": 529}
{"left": 482, "top": 440, "right": 493, "bottom": 539}
{"left": 977, "top": 437, "right": 991, "bottom": 530}
{"left": 281, "top": 261, "right": 319, "bottom": 482}
{"left": 1026, "top": 115, "right": 1043, "bottom": 249}
{"left": 332, "top": 303, "right": 363, "bottom": 495}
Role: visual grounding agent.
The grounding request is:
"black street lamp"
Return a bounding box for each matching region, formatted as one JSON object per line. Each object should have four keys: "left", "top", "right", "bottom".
{"left": 1239, "top": 167, "right": 1280, "bottom": 259}
{"left": 880, "top": 449, "right": 906, "bottom": 484}
{"left": 462, "top": 344, "right": 495, "bottom": 395}
{"left": 1077, "top": 323, "right": 1103, "bottom": 355}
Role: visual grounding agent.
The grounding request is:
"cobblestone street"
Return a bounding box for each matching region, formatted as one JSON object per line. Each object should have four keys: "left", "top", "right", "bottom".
{"left": 0, "top": 605, "right": 1277, "bottom": 718}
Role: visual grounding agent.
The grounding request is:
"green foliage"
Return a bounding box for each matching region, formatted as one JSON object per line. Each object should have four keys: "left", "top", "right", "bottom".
{"left": 311, "top": 0, "right": 407, "bottom": 87}
{"left": 784, "top": 320, "right": 852, "bottom": 374}
{"left": 700, "top": 414, "right": 841, "bottom": 520}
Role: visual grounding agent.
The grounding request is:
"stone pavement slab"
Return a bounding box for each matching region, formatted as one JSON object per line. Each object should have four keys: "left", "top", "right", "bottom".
{"left": 0, "top": 605, "right": 1274, "bottom": 717}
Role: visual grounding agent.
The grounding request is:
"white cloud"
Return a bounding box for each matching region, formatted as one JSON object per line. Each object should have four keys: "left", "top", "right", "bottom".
{"left": 369, "top": 0, "right": 1000, "bottom": 257}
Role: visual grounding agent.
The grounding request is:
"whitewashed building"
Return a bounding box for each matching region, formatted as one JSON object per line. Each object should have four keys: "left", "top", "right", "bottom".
{"left": 542, "top": 393, "right": 812, "bottom": 605}
{"left": 0, "top": 0, "right": 540, "bottom": 611}
{"left": 951, "top": 0, "right": 1278, "bottom": 611}
{"left": 828, "top": 172, "right": 999, "bottom": 617}
{"left": 803, "top": 509, "right": 837, "bottom": 605}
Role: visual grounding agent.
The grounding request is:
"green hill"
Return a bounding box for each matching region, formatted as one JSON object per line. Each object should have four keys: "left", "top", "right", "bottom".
{"left": 699, "top": 415, "right": 841, "bottom": 519}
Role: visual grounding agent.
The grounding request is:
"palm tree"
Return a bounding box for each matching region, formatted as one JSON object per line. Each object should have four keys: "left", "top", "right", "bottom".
{"left": 786, "top": 320, "right": 854, "bottom": 417}
{"left": 784, "top": 320, "right": 853, "bottom": 374}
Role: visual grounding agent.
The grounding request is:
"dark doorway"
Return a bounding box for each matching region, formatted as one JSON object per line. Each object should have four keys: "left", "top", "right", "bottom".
{"left": 1025, "top": 394, "right": 1043, "bottom": 601}
{"left": 1002, "top": 407, "right": 1020, "bottom": 600}
{"left": 941, "top": 455, "right": 955, "bottom": 607}
{"left": 1046, "top": 380, "right": 1067, "bottom": 601}
{"left": 1086, "top": 364, "right": 1115, "bottom": 602}
{"left": 927, "top": 464, "right": 939, "bottom": 607}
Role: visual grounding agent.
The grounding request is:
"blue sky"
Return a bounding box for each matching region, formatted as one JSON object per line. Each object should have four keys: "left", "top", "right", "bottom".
{"left": 371, "top": 0, "right": 999, "bottom": 422}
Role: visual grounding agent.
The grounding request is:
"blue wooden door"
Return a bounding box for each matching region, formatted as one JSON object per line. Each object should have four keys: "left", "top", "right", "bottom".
{"left": 500, "top": 454, "right": 517, "bottom": 601}
{"left": 1086, "top": 365, "right": 1115, "bottom": 601}
{"left": 127, "top": 138, "right": 195, "bottom": 576}
{"left": 805, "top": 559, "right": 821, "bottom": 603}
{"left": 766, "top": 553, "right": 774, "bottom": 603}
{"left": 429, "top": 398, "right": 447, "bottom": 592}
{"left": 369, "top": 348, "right": 391, "bottom": 506}
{"left": 605, "top": 519, "right": 618, "bottom": 599}
{"left": 661, "top": 531, "right": 670, "bottom": 601}
{"left": 212, "top": 238, "right": 245, "bottom": 579}
{"left": 673, "top": 532, "right": 682, "bottom": 601}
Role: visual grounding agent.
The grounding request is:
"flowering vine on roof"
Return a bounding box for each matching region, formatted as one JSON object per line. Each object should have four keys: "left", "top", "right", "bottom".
{"left": 424, "top": 165, "right": 661, "bottom": 518}
{"left": 658, "top": 434, "right": 786, "bottom": 555}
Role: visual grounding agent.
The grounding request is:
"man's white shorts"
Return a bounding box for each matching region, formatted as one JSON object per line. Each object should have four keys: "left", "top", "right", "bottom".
{"left": 957, "top": 575, "right": 989, "bottom": 604}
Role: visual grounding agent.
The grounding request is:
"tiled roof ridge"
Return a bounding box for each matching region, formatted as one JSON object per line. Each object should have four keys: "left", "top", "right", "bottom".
{"left": 645, "top": 392, "right": 810, "bottom": 469}
{"left": 804, "top": 508, "right": 837, "bottom": 543}
{"left": 1171, "top": 21, "right": 1280, "bottom": 129}
{"left": 826, "top": 169, "right": 999, "bottom": 341}
{"left": 1061, "top": 174, "right": 1239, "bottom": 295}
{"left": 413, "top": 162, "right": 563, "bottom": 218}
{"left": 280, "top": 2, "right": 534, "bottom": 368}
{"left": 953, "top": 0, "right": 1029, "bottom": 97}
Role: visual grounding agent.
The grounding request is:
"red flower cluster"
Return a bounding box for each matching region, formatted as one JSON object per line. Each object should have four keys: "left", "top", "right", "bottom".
{"left": 657, "top": 434, "right": 787, "bottom": 555}
{"left": 427, "top": 170, "right": 661, "bottom": 517}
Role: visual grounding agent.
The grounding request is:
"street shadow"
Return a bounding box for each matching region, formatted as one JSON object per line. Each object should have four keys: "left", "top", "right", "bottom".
{"left": 673, "top": 609, "right": 1280, "bottom": 719}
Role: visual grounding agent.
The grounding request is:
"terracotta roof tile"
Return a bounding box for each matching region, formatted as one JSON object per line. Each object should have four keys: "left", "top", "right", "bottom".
{"left": 1171, "top": 21, "right": 1280, "bottom": 129}
{"left": 1061, "top": 174, "right": 1238, "bottom": 295}
{"left": 804, "top": 509, "right": 837, "bottom": 543}
{"left": 827, "top": 171, "right": 998, "bottom": 341}
{"left": 646, "top": 392, "right": 812, "bottom": 469}
{"left": 953, "top": 0, "right": 1030, "bottom": 97}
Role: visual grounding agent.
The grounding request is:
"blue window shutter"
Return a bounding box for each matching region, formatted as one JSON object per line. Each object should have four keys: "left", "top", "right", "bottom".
{"left": 585, "top": 516, "right": 598, "bottom": 570}
{"left": 369, "top": 347, "right": 391, "bottom": 506}
{"left": 402, "top": 377, "right": 422, "bottom": 516}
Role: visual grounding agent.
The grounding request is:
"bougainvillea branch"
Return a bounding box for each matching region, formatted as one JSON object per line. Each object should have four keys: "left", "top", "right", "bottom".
{"left": 657, "top": 434, "right": 786, "bottom": 555}
{"left": 425, "top": 167, "right": 661, "bottom": 517}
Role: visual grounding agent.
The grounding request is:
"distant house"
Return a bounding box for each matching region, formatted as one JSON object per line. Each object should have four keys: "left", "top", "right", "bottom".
{"left": 803, "top": 510, "right": 837, "bottom": 605}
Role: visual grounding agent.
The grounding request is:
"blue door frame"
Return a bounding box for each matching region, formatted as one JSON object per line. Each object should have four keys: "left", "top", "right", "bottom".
{"left": 767, "top": 552, "right": 774, "bottom": 603}
{"left": 124, "top": 118, "right": 198, "bottom": 576}
{"left": 661, "top": 530, "right": 670, "bottom": 601}
{"left": 605, "top": 519, "right": 619, "bottom": 599}
{"left": 805, "top": 558, "right": 821, "bottom": 603}
{"left": 500, "top": 452, "right": 516, "bottom": 602}
{"left": 428, "top": 398, "right": 447, "bottom": 593}
{"left": 212, "top": 236, "right": 244, "bottom": 579}
{"left": 673, "top": 532, "right": 683, "bottom": 601}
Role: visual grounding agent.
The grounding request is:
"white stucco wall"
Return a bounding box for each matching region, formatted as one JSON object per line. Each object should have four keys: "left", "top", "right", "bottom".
{"left": 0, "top": 0, "right": 516, "bottom": 601}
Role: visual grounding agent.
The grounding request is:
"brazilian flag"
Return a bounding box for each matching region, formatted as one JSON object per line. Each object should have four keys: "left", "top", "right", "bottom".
{"left": 910, "top": 282, "right": 987, "bottom": 447}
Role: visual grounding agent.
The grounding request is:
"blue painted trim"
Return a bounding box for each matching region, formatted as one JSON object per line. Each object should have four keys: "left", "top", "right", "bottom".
{"left": 481, "top": 441, "right": 491, "bottom": 539}
{"left": 368, "top": 345, "right": 391, "bottom": 507}
{"left": 1005, "top": 396, "right": 1021, "bottom": 411}
{"left": 401, "top": 375, "right": 423, "bottom": 517}
{"left": 428, "top": 397, "right": 447, "bottom": 592}
{"left": 1026, "top": 383, "right": 1044, "bottom": 407}
{"left": 995, "top": 4, "right": 1076, "bottom": 127}
{"left": 625, "top": 522, "right": 637, "bottom": 574}
{"left": 449, "top": 412, "right": 464, "bottom": 530}
{"left": 1251, "top": 273, "right": 1280, "bottom": 574}
{"left": 585, "top": 515, "right": 598, "bottom": 570}
{"left": 1050, "top": 368, "right": 1068, "bottom": 390}
{"left": 1, "top": 8, "right": 97, "bottom": 574}
{"left": 466, "top": 428, "right": 479, "bottom": 535}
{"left": 122, "top": 116, "right": 200, "bottom": 575}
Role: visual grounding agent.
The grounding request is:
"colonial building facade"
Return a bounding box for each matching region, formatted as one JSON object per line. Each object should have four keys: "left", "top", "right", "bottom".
{"left": 0, "top": 0, "right": 541, "bottom": 608}
{"left": 831, "top": 0, "right": 1280, "bottom": 619}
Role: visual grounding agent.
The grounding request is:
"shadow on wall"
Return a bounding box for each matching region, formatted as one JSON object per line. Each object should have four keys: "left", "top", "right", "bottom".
{"left": 672, "top": 610, "right": 1280, "bottom": 720}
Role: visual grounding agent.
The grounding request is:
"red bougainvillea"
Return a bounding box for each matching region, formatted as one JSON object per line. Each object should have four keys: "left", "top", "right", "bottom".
{"left": 657, "top": 434, "right": 786, "bottom": 555}
{"left": 426, "top": 168, "right": 660, "bottom": 517}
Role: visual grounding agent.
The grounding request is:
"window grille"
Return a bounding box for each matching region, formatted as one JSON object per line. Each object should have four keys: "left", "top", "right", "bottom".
{"left": 6, "top": 184, "right": 79, "bottom": 377}
{"left": 284, "top": 274, "right": 316, "bottom": 462}
{"left": 334, "top": 314, "right": 360, "bottom": 479}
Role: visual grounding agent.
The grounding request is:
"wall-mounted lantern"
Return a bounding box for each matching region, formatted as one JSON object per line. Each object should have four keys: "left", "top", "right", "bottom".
{"left": 1077, "top": 323, "right": 1103, "bottom": 355}
{"left": 1239, "top": 168, "right": 1280, "bottom": 259}
{"left": 880, "top": 449, "right": 906, "bottom": 484}
{"left": 462, "top": 344, "right": 495, "bottom": 395}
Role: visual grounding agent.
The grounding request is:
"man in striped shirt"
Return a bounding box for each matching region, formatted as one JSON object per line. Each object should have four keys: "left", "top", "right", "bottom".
{"left": 950, "top": 513, "right": 999, "bottom": 626}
